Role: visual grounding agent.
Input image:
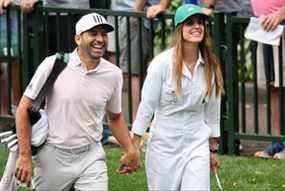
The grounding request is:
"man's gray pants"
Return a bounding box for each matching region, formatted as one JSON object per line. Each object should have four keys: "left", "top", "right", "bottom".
{"left": 33, "top": 142, "right": 108, "bottom": 191}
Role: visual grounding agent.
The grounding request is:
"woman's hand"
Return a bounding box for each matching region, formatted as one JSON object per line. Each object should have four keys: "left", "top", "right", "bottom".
{"left": 116, "top": 147, "right": 140, "bottom": 174}
{"left": 210, "top": 152, "right": 220, "bottom": 172}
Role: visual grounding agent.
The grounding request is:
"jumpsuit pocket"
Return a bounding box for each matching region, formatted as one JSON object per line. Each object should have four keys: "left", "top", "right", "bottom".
{"left": 161, "top": 85, "right": 178, "bottom": 105}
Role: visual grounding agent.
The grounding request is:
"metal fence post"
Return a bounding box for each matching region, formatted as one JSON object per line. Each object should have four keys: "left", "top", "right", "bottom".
{"left": 212, "top": 11, "right": 228, "bottom": 154}
{"left": 22, "top": 12, "right": 30, "bottom": 89}
{"left": 29, "top": 3, "right": 45, "bottom": 73}
{"left": 225, "top": 13, "right": 239, "bottom": 155}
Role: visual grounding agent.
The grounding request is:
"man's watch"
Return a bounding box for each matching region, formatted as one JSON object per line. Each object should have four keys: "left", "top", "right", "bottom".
{"left": 210, "top": 144, "right": 219, "bottom": 153}
{"left": 203, "top": 2, "right": 215, "bottom": 10}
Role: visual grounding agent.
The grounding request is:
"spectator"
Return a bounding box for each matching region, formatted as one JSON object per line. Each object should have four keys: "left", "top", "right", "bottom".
{"left": 14, "top": 13, "right": 139, "bottom": 189}
{"left": 0, "top": 0, "right": 21, "bottom": 114}
{"left": 109, "top": 0, "right": 170, "bottom": 121}
{"left": 131, "top": 4, "right": 223, "bottom": 190}
{"left": 251, "top": 0, "right": 285, "bottom": 160}
{"left": 1, "top": 0, "right": 91, "bottom": 54}
{"left": 89, "top": 0, "right": 111, "bottom": 9}
{"left": 18, "top": 0, "right": 89, "bottom": 11}
{"left": 184, "top": 0, "right": 253, "bottom": 17}
{"left": 136, "top": 0, "right": 169, "bottom": 19}
{"left": 184, "top": 0, "right": 219, "bottom": 15}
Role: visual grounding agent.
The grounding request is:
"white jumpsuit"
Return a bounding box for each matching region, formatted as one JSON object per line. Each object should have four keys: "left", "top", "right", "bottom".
{"left": 132, "top": 48, "right": 221, "bottom": 191}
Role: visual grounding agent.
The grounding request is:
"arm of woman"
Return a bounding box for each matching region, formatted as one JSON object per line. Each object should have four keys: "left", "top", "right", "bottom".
{"left": 131, "top": 57, "right": 164, "bottom": 148}
{"left": 204, "top": 87, "right": 221, "bottom": 171}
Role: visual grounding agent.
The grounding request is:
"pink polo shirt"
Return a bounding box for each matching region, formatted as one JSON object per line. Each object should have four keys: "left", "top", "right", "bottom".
{"left": 251, "top": 0, "right": 285, "bottom": 16}
{"left": 24, "top": 49, "right": 123, "bottom": 149}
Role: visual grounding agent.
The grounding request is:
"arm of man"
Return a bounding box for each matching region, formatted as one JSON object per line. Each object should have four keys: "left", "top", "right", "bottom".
{"left": 134, "top": 0, "right": 145, "bottom": 11}
{"left": 135, "top": 0, "right": 170, "bottom": 19}
{"left": 106, "top": 111, "right": 140, "bottom": 174}
{"left": 14, "top": 96, "right": 34, "bottom": 186}
{"left": 20, "top": 0, "right": 38, "bottom": 12}
{"left": 0, "top": 0, "right": 12, "bottom": 13}
{"left": 204, "top": 0, "right": 218, "bottom": 6}
{"left": 147, "top": 0, "right": 169, "bottom": 19}
{"left": 203, "top": 0, "right": 219, "bottom": 15}
{"left": 260, "top": 5, "right": 285, "bottom": 31}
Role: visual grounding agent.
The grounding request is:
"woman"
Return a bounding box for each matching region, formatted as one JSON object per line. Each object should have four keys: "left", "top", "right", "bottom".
{"left": 131, "top": 4, "right": 224, "bottom": 190}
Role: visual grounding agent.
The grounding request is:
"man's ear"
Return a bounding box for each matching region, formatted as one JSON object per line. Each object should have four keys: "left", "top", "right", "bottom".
{"left": 74, "top": 35, "right": 81, "bottom": 46}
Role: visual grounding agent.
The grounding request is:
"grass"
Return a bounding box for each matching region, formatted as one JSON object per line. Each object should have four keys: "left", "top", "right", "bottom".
{"left": 1, "top": 145, "right": 285, "bottom": 191}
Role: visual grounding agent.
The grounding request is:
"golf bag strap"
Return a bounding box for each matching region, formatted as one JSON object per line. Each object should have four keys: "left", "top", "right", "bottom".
{"left": 32, "top": 53, "right": 68, "bottom": 111}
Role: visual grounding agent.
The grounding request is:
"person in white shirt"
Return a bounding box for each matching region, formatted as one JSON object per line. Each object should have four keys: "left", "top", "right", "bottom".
{"left": 131, "top": 4, "right": 224, "bottom": 190}
{"left": 14, "top": 13, "right": 139, "bottom": 190}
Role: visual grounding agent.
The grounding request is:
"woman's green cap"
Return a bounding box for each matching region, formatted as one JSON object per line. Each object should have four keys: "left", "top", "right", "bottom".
{"left": 174, "top": 4, "right": 208, "bottom": 27}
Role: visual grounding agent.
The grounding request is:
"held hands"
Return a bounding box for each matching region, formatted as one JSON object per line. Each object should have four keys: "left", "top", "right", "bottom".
{"left": 117, "top": 147, "right": 140, "bottom": 174}
{"left": 210, "top": 152, "right": 220, "bottom": 172}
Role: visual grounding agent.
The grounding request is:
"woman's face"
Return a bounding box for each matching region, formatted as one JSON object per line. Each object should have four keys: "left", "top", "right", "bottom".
{"left": 182, "top": 15, "right": 205, "bottom": 44}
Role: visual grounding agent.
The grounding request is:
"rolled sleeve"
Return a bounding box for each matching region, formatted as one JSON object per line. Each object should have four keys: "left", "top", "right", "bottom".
{"left": 107, "top": 71, "right": 123, "bottom": 114}
{"left": 204, "top": 88, "right": 221, "bottom": 138}
{"left": 24, "top": 55, "right": 56, "bottom": 100}
{"left": 132, "top": 61, "right": 163, "bottom": 136}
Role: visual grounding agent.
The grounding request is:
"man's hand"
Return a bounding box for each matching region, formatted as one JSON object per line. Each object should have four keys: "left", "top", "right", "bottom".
{"left": 106, "top": 111, "right": 141, "bottom": 174}
{"left": 117, "top": 147, "right": 140, "bottom": 174}
{"left": 20, "top": 0, "right": 38, "bottom": 12}
{"left": 146, "top": 4, "right": 166, "bottom": 19}
{"left": 210, "top": 152, "right": 220, "bottom": 172}
{"left": 0, "top": 0, "right": 12, "bottom": 14}
{"left": 15, "top": 154, "right": 33, "bottom": 187}
{"left": 202, "top": 7, "right": 214, "bottom": 16}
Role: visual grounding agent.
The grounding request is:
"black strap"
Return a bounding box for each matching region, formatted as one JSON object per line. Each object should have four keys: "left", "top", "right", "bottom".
{"left": 32, "top": 53, "right": 67, "bottom": 111}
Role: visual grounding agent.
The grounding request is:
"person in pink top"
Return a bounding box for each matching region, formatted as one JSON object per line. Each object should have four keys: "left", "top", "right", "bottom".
{"left": 251, "top": 0, "right": 285, "bottom": 160}
{"left": 251, "top": 0, "right": 285, "bottom": 23}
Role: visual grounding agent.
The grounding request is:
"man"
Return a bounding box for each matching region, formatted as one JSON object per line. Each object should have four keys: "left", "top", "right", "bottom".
{"left": 182, "top": 0, "right": 253, "bottom": 17}
{"left": 135, "top": 0, "right": 169, "bottom": 18}
{"left": 251, "top": 0, "right": 285, "bottom": 159}
{"left": 0, "top": 0, "right": 89, "bottom": 11}
{"left": 15, "top": 13, "right": 139, "bottom": 190}
{"left": 183, "top": 0, "right": 219, "bottom": 15}
{"left": 0, "top": 0, "right": 22, "bottom": 115}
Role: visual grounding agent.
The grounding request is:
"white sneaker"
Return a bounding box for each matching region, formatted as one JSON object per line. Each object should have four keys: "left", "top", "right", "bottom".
{"left": 273, "top": 148, "right": 285, "bottom": 160}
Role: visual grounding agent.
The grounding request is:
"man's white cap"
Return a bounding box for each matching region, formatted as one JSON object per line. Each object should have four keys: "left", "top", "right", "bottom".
{"left": 75, "top": 13, "right": 114, "bottom": 35}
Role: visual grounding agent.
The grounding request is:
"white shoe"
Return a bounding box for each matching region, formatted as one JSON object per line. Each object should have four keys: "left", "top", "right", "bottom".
{"left": 273, "top": 148, "right": 285, "bottom": 160}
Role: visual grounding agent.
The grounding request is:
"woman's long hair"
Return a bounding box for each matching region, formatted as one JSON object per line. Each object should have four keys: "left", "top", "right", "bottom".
{"left": 171, "top": 24, "right": 224, "bottom": 97}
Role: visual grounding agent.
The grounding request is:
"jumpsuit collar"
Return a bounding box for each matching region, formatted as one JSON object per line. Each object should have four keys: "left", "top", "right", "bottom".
{"left": 182, "top": 51, "right": 204, "bottom": 80}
